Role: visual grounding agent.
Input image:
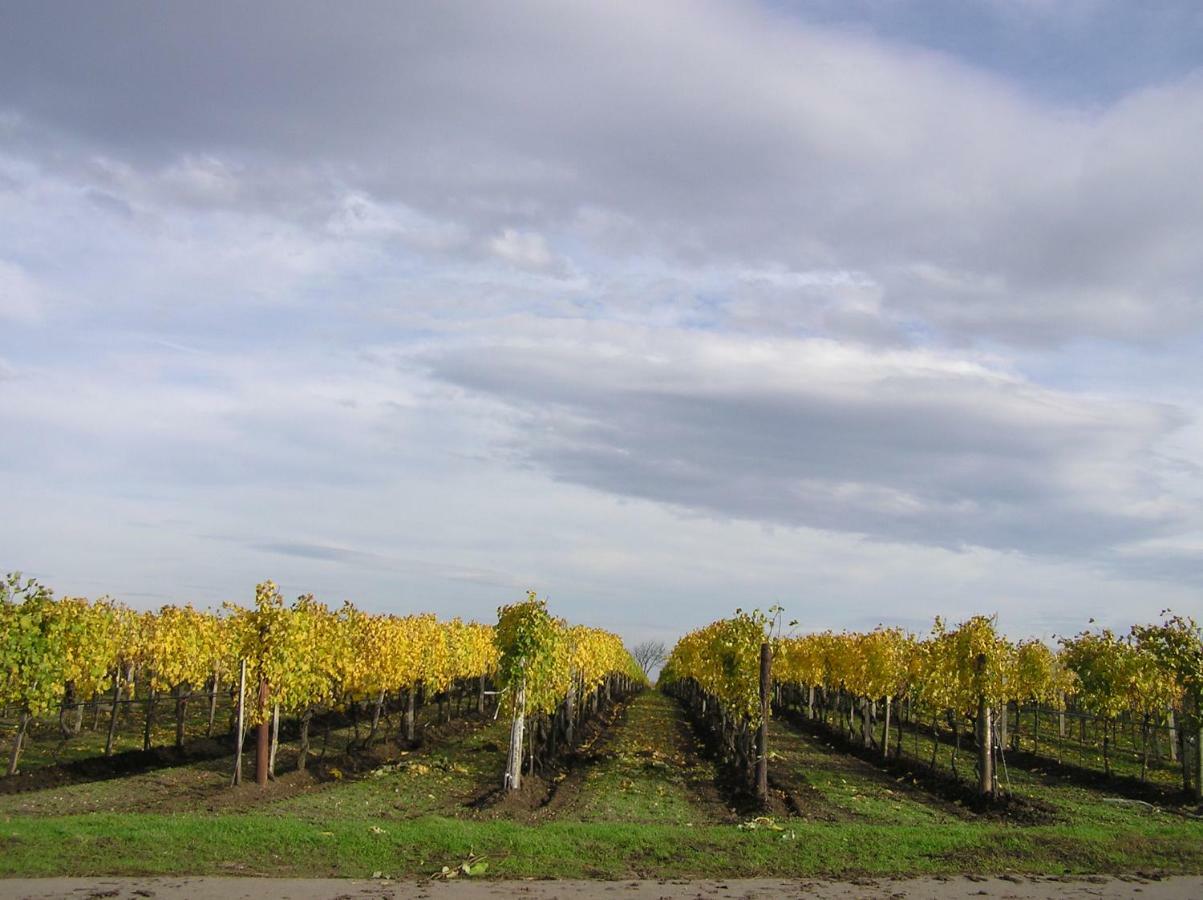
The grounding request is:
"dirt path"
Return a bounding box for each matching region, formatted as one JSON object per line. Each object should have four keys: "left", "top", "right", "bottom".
{"left": 547, "top": 690, "right": 734, "bottom": 824}
{"left": 2, "top": 876, "right": 1197, "bottom": 899}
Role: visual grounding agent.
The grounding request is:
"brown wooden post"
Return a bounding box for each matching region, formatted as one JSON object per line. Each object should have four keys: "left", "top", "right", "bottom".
{"left": 882, "top": 695, "right": 892, "bottom": 759}
{"left": 105, "top": 673, "right": 122, "bottom": 757}
{"left": 405, "top": 685, "right": 416, "bottom": 742}
{"left": 255, "top": 676, "right": 269, "bottom": 788}
{"left": 756, "top": 642, "right": 771, "bottom": 805}
{"left": 1181, "top": 719, "right": 1191, "bottom": 794}
{"left": 1195, "top": 708, "right": 1203, "bottom": 803}
{"left": 565, "top": 675, "right": 577, "bottom": 748}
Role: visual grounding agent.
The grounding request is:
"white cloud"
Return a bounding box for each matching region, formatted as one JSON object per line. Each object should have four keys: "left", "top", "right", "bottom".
{"left": 488, "top": 228, "right": 557, "bottom": 272}
{"left": 0, "top": 259, "right": 45, "bottom": 322}
{"left": 0, "top": 2, "right": 1201, "bottom": 635}
{"left": 3, "top": 2, "right": 1200, "bottom": 343}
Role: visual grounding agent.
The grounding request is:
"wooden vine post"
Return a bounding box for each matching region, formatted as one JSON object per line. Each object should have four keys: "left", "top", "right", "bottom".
{"left": 142, "top": 683, "right": 156, "bottom": 751}
{"left": 882, "top": 695, "right": 892, "bottom": 760}
{"left": 104, "top": 672, "right": 122, "bottom": 757}
{"left": 255, "top": 676, "right": 270, "bottom": 788}
{"left": 564, "top": 676, "right": 577, "bottom": 748}
{"left": 174, "top": 685, "right": 189, "bottom": 749}
{"left": 268, "top": 702, "right": 280, "bottom": 778}
{"left": 206, "top": 674, "right": 220, "bottom": 736}
{"left": 405, "top": 684, "right": 416, "bottom": 742}
{"left": 756, "top": 641, "right": 771, "bottom": 805}
{"left": 7, "top": 713, "right": 29, "bottom": 776}
{"left": 504, "top": 676, "right": 526, "bottom": 791}
{"left": 1194, "top": 700, "right": 1203, "bottom": 803}
{"left": 232, "top": 658, "right": 247, "bottom": 786}
{"left": 975, "top": 652, "right": 994, "bottom": 799}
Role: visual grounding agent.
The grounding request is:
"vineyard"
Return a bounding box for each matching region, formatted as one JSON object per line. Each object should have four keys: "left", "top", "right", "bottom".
{"left": 663, "top": 610, "right": 1203, "bottom": 808}
{"left": 0, "top": 575, "right": 642, "bottom": 791}
{"left": 3, "top": 575, "right": 1203, "bottom": 881}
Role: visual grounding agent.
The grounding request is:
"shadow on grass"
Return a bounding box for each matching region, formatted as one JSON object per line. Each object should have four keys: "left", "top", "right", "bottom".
{"left": 773, "top": 705, "right": 1058, "bottom": 824}
{"left": 0, "top": 736, "right": 236, "bottom": 795}
{"left": 471, "top": 691, "right": 640, "bottom": 819}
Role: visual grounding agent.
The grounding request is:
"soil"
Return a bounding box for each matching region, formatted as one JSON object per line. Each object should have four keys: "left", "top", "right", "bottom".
{"left": 471, "top": 693, "right": 636, "bottom": 820}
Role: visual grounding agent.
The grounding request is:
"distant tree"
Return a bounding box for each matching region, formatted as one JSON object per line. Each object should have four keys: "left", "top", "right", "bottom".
{"left": 632, "top": 640, "right": 668, "bottom": 679}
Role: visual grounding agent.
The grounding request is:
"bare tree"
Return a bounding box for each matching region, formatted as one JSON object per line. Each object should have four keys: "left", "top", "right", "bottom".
{"left": 632, "top": 640, "right": 668, "bottom": 679}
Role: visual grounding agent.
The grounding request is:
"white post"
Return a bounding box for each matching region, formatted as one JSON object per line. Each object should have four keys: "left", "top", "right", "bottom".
{"left": 268, "top": 702, "right": 280, "bottom": 778}
{"left": 232, "top": 659, "right": 247, "bottom": 786}
{"left": 504, "top": 676, "right": 527, "bottom": 791}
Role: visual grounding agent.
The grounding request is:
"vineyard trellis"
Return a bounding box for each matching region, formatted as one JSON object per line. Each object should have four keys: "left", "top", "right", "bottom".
{"left": 8, "top": 568, "right": 1199, "bottom": 806}
{"left": 495, "top": 593, "right": 645, "bottom": 791}
{"left": 660, "top": 609, "right": 774, "bottom": 802}
{"left": 662, "top": 609, "right": 1203, "bottom": 804}
{"left": 1, "top": 573, "right": 644, "bottom": 788}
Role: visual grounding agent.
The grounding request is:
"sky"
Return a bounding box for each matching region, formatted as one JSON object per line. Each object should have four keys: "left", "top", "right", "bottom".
{"left": 1, "top": 1, "right": 1201, "bottom": 646}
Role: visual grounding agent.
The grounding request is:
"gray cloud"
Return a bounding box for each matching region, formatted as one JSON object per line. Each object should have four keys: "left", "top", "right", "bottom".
{"left": 3, "top": 2, "right": 1202, "bottom": 345}
{"left": 1, "top": 2, "right": 1201, "bottom": 634}
{"left": 417, "top": 327, "right": 1187, "bottom": 556}
{"left": 256, "top": 542, "right": 385, "bottom": 566}
{"left": 252, "top": 541, "right": 527, "bottom": 590}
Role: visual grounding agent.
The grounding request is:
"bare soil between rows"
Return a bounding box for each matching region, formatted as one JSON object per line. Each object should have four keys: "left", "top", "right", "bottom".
{"left": 470, "top": 693, "right": 637, "bottom": 820}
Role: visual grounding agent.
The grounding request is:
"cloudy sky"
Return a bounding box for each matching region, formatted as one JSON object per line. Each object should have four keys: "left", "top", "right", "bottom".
{"left": 2, "top": 1, "right": 1201, "bottom": 644}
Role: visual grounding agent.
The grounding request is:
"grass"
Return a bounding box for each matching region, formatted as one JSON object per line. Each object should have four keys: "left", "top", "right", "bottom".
{"left": 768, "top": 718, "right": 963, "bottom": 824}
{"left": 794, "top": 700, "right": 1192, "bottom": 808}
{"left": 2, "top": 691, "right": 1203, "bottom": 880}
{"left": 3, "top": 812, "right": 1201, "bottom": 879}
{"left": 555, "top": 691, "right": 731, "bottom": 825}
{"left": 1000, "top": 705, "right": 1184, "bottom": 788}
